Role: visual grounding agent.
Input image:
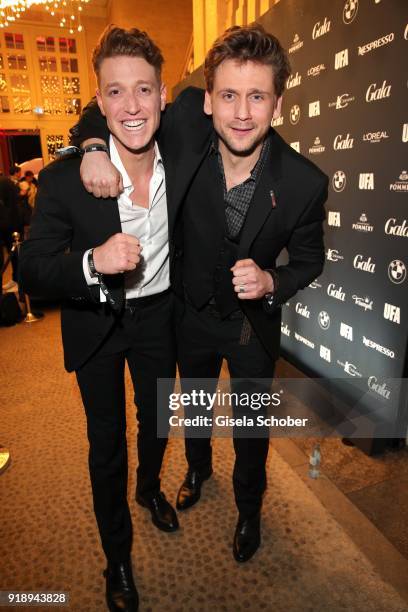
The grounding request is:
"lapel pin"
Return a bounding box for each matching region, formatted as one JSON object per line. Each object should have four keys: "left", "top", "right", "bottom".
{"left": 270, "top": 190, "right": 277, "bottom": 208}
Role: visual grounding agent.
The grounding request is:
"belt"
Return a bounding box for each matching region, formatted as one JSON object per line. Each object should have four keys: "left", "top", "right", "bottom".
{"left": 124, "top": 288, "right": 171, "bottom": 310}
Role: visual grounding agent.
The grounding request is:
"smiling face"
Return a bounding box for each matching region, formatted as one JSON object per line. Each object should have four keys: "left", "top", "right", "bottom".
{"left": 96, "top": 55, "right": 166, "bottom": 158}
{"left": 204, "top": 59, "right": 282, "bottom": 158}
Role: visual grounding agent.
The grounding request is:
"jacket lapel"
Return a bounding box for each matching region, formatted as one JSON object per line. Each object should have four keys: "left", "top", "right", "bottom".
{"left": 238, "top": 129, "right": 283, "bottom": 258}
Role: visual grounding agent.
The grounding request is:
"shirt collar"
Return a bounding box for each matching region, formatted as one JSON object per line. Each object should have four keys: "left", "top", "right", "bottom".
{"left": 109, "top": 136, "right": 163, "bottom": 194}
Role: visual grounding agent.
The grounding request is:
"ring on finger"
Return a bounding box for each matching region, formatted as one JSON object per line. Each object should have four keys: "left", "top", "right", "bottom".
{"left": 238, "top": 285, "right": 246, "bottom": 293}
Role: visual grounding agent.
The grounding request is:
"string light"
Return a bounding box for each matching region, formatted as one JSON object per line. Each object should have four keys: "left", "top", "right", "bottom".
{"left": 0, "top": 0, "right": 90, "bottom": 31}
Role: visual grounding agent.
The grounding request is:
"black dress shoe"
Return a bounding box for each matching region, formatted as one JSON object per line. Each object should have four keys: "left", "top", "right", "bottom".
{"left": 176, "top": 468, "right": 213, "bottom": 511}
{"left": 233, "top": 512, "right": 261, "bottom": 563}
{"left": 136, "top": 491, "right": 179, "bottom": 532}
{"left": 104, "top": 559, "right": 139, "bottom": 612}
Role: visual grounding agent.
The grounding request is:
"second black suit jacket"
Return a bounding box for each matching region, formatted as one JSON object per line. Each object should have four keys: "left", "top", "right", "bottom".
{"left": 19, "top": 157, "right": 128, "bottom": 371}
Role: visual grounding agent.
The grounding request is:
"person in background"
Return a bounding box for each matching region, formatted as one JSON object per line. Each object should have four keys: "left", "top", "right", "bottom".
{"left": 19, "top": 170, "right": 38, "bottom": 210}
{"left": 0, "top": 170, "right": 20, "bottom": 290}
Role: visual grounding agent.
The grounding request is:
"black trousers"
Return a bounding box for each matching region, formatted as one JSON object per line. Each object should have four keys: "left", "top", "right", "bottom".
{"left": 177, "top": 299, "right": 275, "bottom": 519}
{"left": 75, "top": 291, "right": 175, "bottom": 563}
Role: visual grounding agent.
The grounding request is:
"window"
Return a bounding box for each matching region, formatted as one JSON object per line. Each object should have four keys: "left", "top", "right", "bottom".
{"left": 62, "top": 76, "right": 80, "bottom": 95}
{"left": 61, "top": 57, "right": 78, "bottom": 73}
{"left": 0, "top": 96, "right": 10, "bottom": 112}
{"left": 40, "top": 75, "right": 61, "bottom": 95}
{"left": 7, "top": 54, "right": 27, "bottom": 70}
{"left": 0, "top": 73, "right": 6, "bottom": 91}
{"left": 12, "top": 96, "right": 31, "bottom": 113}
{"left": 0, "top": 54, "right": 3, "bottom": 70}
{"left": 47, "top": 134, "right": 64, "bottom": 158}
{"left": 43, "top": 97, "right": 63, "bottom": 115}
{"left": 39, "top": 56, "right": 57, "bottom": 72}
{"left": 64, "top": 97, "right": 81, "bottom": 115}
{"left": 36, "top": 36, "right": 55, "bottom": 52}
{"left": 5, "top": 33, "right": 24, "bottom": 49}
{"left": 59, "top": 37, "right": 77, "bottom": 54}
{"left": 10, "top": 74, "right": 30, "bottom": 94}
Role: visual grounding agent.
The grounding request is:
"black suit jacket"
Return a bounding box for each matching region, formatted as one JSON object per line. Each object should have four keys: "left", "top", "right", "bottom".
{"left": 19, "top": 157, "right": 128, "bottom": 372}
{"left": 159, "top": 88, "right": 328, "bottom": 359}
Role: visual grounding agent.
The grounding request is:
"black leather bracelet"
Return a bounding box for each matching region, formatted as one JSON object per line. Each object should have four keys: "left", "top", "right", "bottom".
{"left": 87, "top": 249, "right": 119, "bottom": 310}
{"left": 87, "top": 248, "right": 99, "bottom": 278}
{"left": 81, "top": 144, "right": 109, "bottom": 155}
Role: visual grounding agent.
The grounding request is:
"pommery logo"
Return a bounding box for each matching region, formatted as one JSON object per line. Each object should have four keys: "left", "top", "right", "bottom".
{"left": 289, "top": 34, "right": 304, "bottom": 54}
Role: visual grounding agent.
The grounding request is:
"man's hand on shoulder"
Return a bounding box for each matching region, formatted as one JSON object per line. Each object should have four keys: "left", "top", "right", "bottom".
{"left": 231, "top": 259, "right": 274, "bottom": 300}
{"left": 80, "top": 139, "right": 123, "bottom": 198}
{"left": 93, "top": 233, "right": 142, "bottom": 274}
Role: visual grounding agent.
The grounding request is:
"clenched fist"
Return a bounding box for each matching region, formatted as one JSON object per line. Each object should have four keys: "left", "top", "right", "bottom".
{"left": 231, "top": 258, "right": 274, "bottom": 300}
{"left": 80, "top": 140, "right": 123, "bottom": 198}
{"left": 93, "top": 233, "right": 142, "bottom": 275}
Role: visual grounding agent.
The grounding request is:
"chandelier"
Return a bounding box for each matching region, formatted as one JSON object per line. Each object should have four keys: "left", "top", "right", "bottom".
{"left": 0, "top": 0, "right": 91, "bottom": 32}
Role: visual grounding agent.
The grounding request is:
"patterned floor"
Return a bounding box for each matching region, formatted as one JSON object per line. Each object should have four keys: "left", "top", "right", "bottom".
{"left": 1, "top": 308, "right": 408, "bottom": 612}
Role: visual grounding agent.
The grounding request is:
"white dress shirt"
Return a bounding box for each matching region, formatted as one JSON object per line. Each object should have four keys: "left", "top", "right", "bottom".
{"left": 83, "top": 137, "right": 169, "bottom": 301}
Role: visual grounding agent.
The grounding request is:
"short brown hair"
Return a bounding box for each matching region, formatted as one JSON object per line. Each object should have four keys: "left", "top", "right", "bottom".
{"left": 204, "top": 25, "right": 291, "bottom": 97}
{"left": 92, "top": 25, "right": 164, "bottom": 80}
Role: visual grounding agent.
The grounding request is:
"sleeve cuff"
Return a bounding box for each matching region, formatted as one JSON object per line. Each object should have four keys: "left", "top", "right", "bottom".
{"left": 83, "top": 249, "right": 99, "bottom": 286}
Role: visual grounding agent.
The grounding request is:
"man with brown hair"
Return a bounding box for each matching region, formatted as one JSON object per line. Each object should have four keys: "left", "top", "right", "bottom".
{"left": 20, "top": 25, "right": 180, "bottom": 612}
{"left": 73, "top": 24, "right": 327, "bottom": 564}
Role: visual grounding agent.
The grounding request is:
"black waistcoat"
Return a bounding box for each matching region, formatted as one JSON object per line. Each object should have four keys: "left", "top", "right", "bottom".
{"left": 181, "top": 153, "right": 241, "bottom": 316}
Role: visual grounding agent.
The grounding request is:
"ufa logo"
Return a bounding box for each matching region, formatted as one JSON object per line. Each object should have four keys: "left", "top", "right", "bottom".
{"left": 320, "top": 346, "right": 331, "bottom": 362}
{"left": 359, "top": 173, "right": 374, "bottom": 189}
{"left": 343, "top": 0, "right": 358, "bottom": 24}
{"left": 383, "top": 303, "right": 400, "bottom": 324}
{"left": 340, "top": 323, "right": 353, "bottom": 341}
{"left": 335, "top": 49, "right": 349, "bottom": 70}
{"left": 309, "top": 101, "right": 320, "bottom": 117}
{"left": 332, "top": 170, "right": 346, "bottom": 192}
{"left": 290, "top": 105, "right": 300, "bottom": 125}
{"left": 328, "top": 211, "right": 341, "bottom": 227}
